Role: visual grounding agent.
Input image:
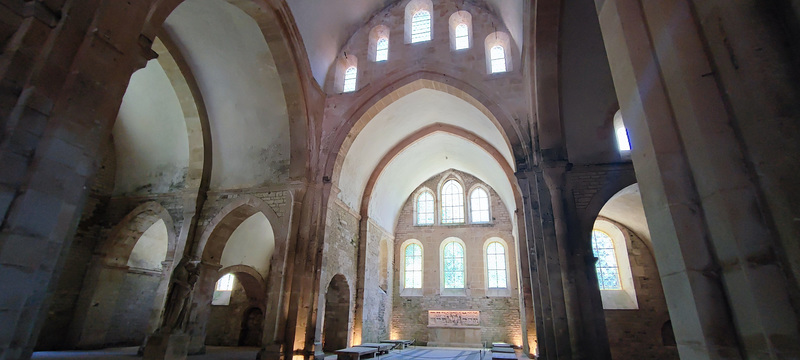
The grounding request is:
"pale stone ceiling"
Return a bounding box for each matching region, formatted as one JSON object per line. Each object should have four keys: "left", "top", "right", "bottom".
{"left": 337, "top": 88, "right": 515, "bottom": 214}
{"left": 598, "top": 184, "right": 652, "bottom": 247}
{"left": 220, "top": 212, "right": 275, "bottom": 278}
{"left": 163, "top": 0, "right": 291, "bottom": 190}
{"left": 287, "top": 0, "right": 524, "bottom": 85}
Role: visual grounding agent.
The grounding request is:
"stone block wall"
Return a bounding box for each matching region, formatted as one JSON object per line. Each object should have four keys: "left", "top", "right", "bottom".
{"left": 604, "top": 227, "right": 678, "bottom": 360}
{"left": 205, "top": 280, "right": 256, "bottom": 346}
{"left": 360, "top": 220, "right": 394, "bottom": 342}
{"left": 391, "top": 170, "right": 522, "bottom": 346}
{"left": 105, "top": 270, "right": 162, "bottom": 346}
{"left": 319, "top": 197, "right": 360, "bottom": 345}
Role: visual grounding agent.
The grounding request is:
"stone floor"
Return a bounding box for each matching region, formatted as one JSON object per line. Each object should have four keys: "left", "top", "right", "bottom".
{"left": 32, "top": 346, "right": 258, "bottom": 360}
{"left": 33, "top": 346, "right": 527, "bottom": 360}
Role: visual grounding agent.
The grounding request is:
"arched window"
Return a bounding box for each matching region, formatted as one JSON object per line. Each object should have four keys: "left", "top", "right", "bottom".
{"left": 212, "top": 273, "right": 235, "bottom": 305}
{"left": 411, "top": 10, "right": 431, "bottom": 43}
{"left": 614, "top": 110, "right": 631, "bottom": 152}
{"left": 485, "top": 32, "right": 512, "bottom": 74}
{"left": 449, "top": 11, "right": 471, "bottom": 50}
{"left": 470, "top": 187, "right": 490, "bottom": 223}
{"left": 404, "top": 243, "right": 423, "bottom": 289}
{"left": 486, "top": 241, "right": 507, "bottom": 289}
{"left": 369, "top": 25, "right": 391, "bottom": 62}
{"left": 592, "top": 230, "right": 621, "bottom": 290}
{"left": 441, "top": 180, "right": 464, "bottom": 224}
{"left": 442, "top": 241, "right": 465, "bottom": 289}
{"left": 416, "top": 191, "right": 435, "bottom": 225}
{"left": 342, "top": 66, "right": 357, "bottom": 93}
{"left": 490, "top": 45, "right": 507, "bottom": 73}
{"left": 376, "top": 38, "right": 389, "bottom": 62}
{"left": 454, "top": 24, "right": 469, "bottom": 50}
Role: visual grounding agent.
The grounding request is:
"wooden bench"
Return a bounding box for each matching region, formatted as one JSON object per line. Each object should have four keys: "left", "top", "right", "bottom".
{"left": 491, "top": 352, "right": 517, "bottom": 360}
{"left": 380, "top": 339, "right": 413, "bottom": 349}
{"left": 335, "top": 346, "right": 378, "bottom": 360}
{"left": 492, "top": 342, "right": 512, "bottom": 348}
{"left": 358, "top": 343, "right": 393, "bottom": 354}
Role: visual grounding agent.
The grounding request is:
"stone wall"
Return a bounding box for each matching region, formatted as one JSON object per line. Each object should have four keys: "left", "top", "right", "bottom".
{"left": 205, "top": 280, "right": 255, "bottom": 346}
{"left": 391, "top": 170, "right": 522, "bottom": 346}
{"left": 360, "top": 221, "right": 394, "bottom": 342}
{"left": 105, "top": 270, "right": 162, "bottom": 346}
{"left": 319, "top": 197, "right": 360, "bottom": 345}
{"left": 603, "top": 227, "right": 678, "bottom": 360}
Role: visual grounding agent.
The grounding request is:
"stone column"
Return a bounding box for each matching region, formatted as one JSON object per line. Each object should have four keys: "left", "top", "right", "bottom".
{"left": 0, "top": 1, "right": 158, "bottom": 358}
{"left": 596, "top": 0, "right": 800, "bottom": 358}
{"left": 185, "top": 261, "right": 221, "bottom": 354}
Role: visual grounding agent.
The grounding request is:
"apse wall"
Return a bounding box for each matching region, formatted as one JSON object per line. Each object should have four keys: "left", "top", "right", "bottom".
{"left": 391, "top": 170, "right": 521, "bottom": 346}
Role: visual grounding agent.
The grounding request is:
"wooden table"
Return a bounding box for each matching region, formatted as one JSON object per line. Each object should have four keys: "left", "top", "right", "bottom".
{"left": 380, "top": 339, "right": 413, "bottom": 349}
{"left": 358, "top": 343, "right": 393, "bottom": 354}
{"left": 335, "top": 346, "right": 378, "bottom": 360}
{"left": 492, "top": 342, "right": 512, "bottom": 348}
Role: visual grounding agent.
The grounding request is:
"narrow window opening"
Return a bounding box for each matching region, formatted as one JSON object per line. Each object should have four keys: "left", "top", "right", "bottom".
{"left": 411, "top": 10, "right": 431, "bottom": 43}
{"left": 455, "top": 23, "right": 469, "bottom": 50}
{"left": 416, "top": 191, "right": 435, "bottom": 225}
{"left": 443, "top": 242, "right": 465, "bottom": 289}
{"left": 490, "top": 45, "right": 507, "bottom": 73}
{"left": 212, "top": 273, "right": 235, "bottom": 306}
{"left": 470, "top": 188, "right": 490, "bottom": 223}
{"left": 592, "top": 230, "right": 622, "bottom": 290}
{"left": 376, "top": 38, "right": 389, "bottom": 62}
{"left": 404, "top": 244, "right": 423, "bottom": 288}
{"left": 441, "top": 180, "right": 464, "bottom": 223}
{"left": 486, "top": 242, "right": 507, "bottom": 289}
{"left": 342, "top": 66, "right": 357, "bottom": 93}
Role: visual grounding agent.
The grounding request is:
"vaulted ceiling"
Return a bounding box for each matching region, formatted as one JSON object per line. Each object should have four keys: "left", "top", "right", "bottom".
{"left": 286, "top": 0, "right": 524, "bottom": 85}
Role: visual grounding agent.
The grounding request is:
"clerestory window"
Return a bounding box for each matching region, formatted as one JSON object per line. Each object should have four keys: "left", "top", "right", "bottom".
{"left": 416, "top": 191, "right": 435, "bottom": 225}
{"left": 470, "top": 187, "right": 490, "bottom": 223}
{"left": 343, "top": 66, "right": 357, "bottom": 93}
{"left": 441, "top": 179, "right": 464, "bottom": 224}
{"left": 455, "top": 23, "right": 469, "bottom": 50}
{"left": 490, "top": 45, "right": 507, "bottom": 73}
{"left": 376, "top": 38, "right": 389, "bottom": 62}
{"left": 411, "top": 10, "right": 432, "bottom": 43}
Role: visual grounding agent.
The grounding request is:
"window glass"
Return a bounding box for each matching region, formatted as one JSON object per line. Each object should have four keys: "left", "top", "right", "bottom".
{"left": 486, "top": 242, "right": 507, "bottom": 288}
{"left": 443, "top": 242, "right": 465, "bottom": 288}
{"left": 441, "top": 180, "right": 464, "bottom": 223}
{"left": 417, "top": 191, "right": 435, "bottom": 225}
{"left": 470, "top": 188, "right": 490, "bottom": 223}
{"left": 212, "top": 273, "right": 235, "bottom": 305}
{"left": 343, "top": 66, "right": 357, "bottom": 92}
{"left": 455, "top": 23, "right": 469, "bottom": 50}
{"left": 592, "top": 230, "right": 622, "bottom": 290}
{"left": 405, "top": 244, "right": 423, "bottom": 288}
{"left": 411, "top": 10, "right": 432, "bottom": 43}
{"left": 490, "top": 45, "right": 507, "bottom": 73}
{"left": 376, "top": 38, "right": 389, "bottom": 62}
{"left": 616, "top": 126, "right": 631, "bottom": 151}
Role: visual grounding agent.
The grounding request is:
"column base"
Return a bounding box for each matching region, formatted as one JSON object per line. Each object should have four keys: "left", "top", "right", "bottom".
{"left": 313, "top": 341, "right": 325, "bottom": 359}
{"left": 142, "top": 332, "right": 190, "bottom": 360}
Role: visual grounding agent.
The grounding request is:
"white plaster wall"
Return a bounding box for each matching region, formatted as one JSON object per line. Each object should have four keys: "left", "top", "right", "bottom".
{"left": 220, "top": 213, "right": 275, "bottom": 279}
{"left": 164, "top": 0, "right": 290, "bottom": 190}
{"left": 113, "top": 60, "right": 190, "bottom": 195}
{"left": 338, "top": 89, "right": 514, "bottom": 212}
{"left": 367, "top": 132, "right": 514, "bottom": 232}
{"left": 128, "top": 219, "right": 168, "bottom": 270}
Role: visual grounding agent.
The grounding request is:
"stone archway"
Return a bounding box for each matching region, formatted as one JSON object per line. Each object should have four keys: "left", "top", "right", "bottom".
{"left": 322, "top": 274, "right": 351, "bottom": 352}
{"left": 239, "top": 307, "right": 264, "bottom": 347}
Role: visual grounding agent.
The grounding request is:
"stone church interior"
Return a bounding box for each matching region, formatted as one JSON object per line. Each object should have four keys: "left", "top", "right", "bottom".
{"left": 1, "top": 0, "right": 799, "bottom": 359}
